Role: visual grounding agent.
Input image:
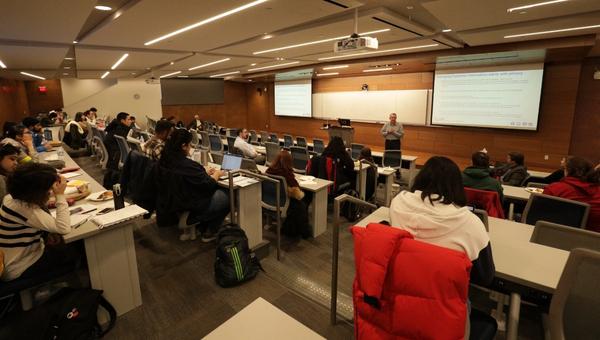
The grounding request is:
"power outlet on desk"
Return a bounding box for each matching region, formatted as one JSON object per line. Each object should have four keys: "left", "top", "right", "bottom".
{"left": 544, "top": 155, "right": 549, "bottom": 160}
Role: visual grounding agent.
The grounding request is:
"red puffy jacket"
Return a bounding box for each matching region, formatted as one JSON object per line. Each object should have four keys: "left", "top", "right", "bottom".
{"left": 543, "top": 177, "right": 600, "bottom": 232}
{"left": 351, "top": 223, "right": 472, "bottom": 340}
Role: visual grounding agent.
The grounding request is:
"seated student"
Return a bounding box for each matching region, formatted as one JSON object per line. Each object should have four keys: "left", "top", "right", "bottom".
{"left": 463, "top": 151, "right": 504, "bottom": 201}
{"left": 0, "top": 144, "right": 19, "bottom": 199}
{"left": 187, "top": 114, "right": 202, "bottom": 130}
{"left": 389, "top": 156, "right": 494, "bottom": 286}
{"left": 358, "top": 147, "right": 377, "bottom": 201}
{"left": 143, "top": 119, "right": 174, "bottom": 161}
{"left": 308, "top": 137, "right": 355, "bottom": 194}
{"left": 234, "top": 128, "right": 265, "bottom": 164}
{"left": 266, "top": 150, "right": 311, "bottom": 238}
{"left": 495, "top": 151, "right": 528, "bottom": 186}
{"left": 1, "top": 124, "right": 35, "bottom": 163}
{"left": 129, "top": 116, "right": 141, "bottom": 130}
{"left": 63, "top": 112, "right": 88, "bottom": 150}
{"left": 543, "top": 157, "right": 600, "bottom": 232}
{"left": 0, "top": 163, "right": 79, "bottom": 281}
{"left": 157, "top": 129, "right": 229, "bottom": 241}
{"left": 103, "top": 112, "right": 131, "bottom": 170}
{"left": 22, "top": 117, "right": 52, "bottom": 153}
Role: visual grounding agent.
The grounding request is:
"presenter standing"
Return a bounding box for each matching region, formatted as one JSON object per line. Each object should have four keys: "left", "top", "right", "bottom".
{"left": 381, "top": 113, "right": 404, "bottom": 151}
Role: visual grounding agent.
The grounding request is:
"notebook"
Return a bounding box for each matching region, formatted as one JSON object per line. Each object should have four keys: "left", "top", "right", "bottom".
{"left": 90, "top": 205, "right": 148, "bottom": 229}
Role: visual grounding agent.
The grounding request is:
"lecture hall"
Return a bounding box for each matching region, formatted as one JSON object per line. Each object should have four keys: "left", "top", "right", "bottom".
{"left": 0, "top": 0, "right": 599, "bottom": 339}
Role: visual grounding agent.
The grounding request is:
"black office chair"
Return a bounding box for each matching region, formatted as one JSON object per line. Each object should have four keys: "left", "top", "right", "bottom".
{"left": 469, "top": 309, "right": 498, "bottom": 340}
{"left": 190, "top": 130, "right": 200, "bottom": 148}
{"left": 530, "top": 220, "right": 600, "bottom": 252}
{"left": 265, "top": 142, "right": 280, "bottom": 167}
{"left": 241, "top": 158, "right": 259, "bottom": 173}
{"left": 114, "top": 135, "right": 131, "bottom": 170}
{"left": 226, "top": 136, "right": 236, "bottom": 152}
{"left": 249, "top": 130, "right": 259, "bottom": 145}
{"left": 472, "top": 209, "right": 489, "bottom": 232}
{"left": 283, "top": 134, "right": 294, "bottom": 148}
{"left": 269, "top": 133, "right": 279, "bottom": 144}
{"left": 259, "top": 131, "right": 269, "bottom": 145}
{"left": 261, "top": 174, "right": 289, "bottom": 260}
{"left": 382, "top": 150, "right": 402, "bottom": 169}
{"left": 522, "top": 193, "right": 590, "bottom": 228}
{"left": 208, "top": 134, "right": 224, "bottom": 153}
{"left": 290, "top": 146, "right": 309, "bottom": 174}
{"left": 350, "top": 143, "right": 364, "bottom": 160}
{"left": 199, "top": 131, "right": 210, "bottom": 151}
{"left": 211, "top": 152, "right": 223, "bottom": 165}
{"left": 296, "top": 136, "right": 307, "bottom": 148}
{"left": 312, "top": 138, "right": 325, "bottom": 154}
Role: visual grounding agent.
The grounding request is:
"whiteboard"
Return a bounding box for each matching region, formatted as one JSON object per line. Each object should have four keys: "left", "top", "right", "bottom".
{"left": 312, "top": 89, "right": 430, "bottom": 125}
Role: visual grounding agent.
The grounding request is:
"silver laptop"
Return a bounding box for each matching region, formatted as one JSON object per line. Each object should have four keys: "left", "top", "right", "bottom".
{"left": 219, "top": 153, "right": 243, "bottom": 179}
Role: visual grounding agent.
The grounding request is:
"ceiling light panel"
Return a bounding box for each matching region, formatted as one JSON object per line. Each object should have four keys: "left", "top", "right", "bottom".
{"left": 210, "top": 71, "right": 240, "bottom": 78}
{"left": 422, "top": 0, "right": 600, "bottom": 32}
{"left": 363, "top": 67, "right": 393, "bottom": 72}
{"left": 111, "top": 53, "right": 129, "bottom": 69}
{"left": 317, "top": 72, "right": 339, "bottom": 76}
{"left": 160, "top": 71, "right": 182, "bottom": 78}
{"left": 323, "top": 65, "right": 348, "bottom": 70}
{"left": 0, "top": 44, "right": 68, "bottom": 69}
{"left": 159, "top": 54, "right": 263, "bottom": 72}
{"left": 0, "top": 60, "right": 6, "bottom": 69}
{"left": 507, "top": 0, "right": 568, "bottom": 13}
{"left": 75, "top": 48, "right": 187, "bottom": 70}
{"left": 82, "top": 0, "right": 344, "bottom": 51}
{"left": 213, "top": 17, "right": 409, "bottom": 58}
{"left": 247, "top": 61, "right": 300, "bottom": 72}
{"left": 20, "top": 71, "right": 46, "bottom": 80}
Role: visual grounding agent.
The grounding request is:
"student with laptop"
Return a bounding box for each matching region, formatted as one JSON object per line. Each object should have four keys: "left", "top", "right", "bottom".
{"left": 234, "top": 128, "right": 265, "bottom": 164}
{"left": 157, "top": 129, "right": 229, "bottom": 242}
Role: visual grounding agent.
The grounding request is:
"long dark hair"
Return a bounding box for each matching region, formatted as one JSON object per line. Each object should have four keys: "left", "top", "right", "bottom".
{"left": 159, "top": 128, "right": 192, "bottom": 166}
{"left": 411, "top": 156, "right": 467, "bottom": 206}
{"left": 322, "top": 137, "right": 347, "bottom": 158}
{"left": 566, "top": 156, "right": 599, "bottom": 184}
{"left": 269, "top": 150, "right": 294, "bottom": 174}
{"left": 0, "top": 144, "right": 19, "bottom": 176}
{"left": 7, "top": 163, "right": 58, "bottom": 207}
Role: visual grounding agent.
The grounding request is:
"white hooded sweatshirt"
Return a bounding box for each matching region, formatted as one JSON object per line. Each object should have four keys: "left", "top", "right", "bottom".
{"left": 389, "top": 190, "right": 489, "bottom": 260}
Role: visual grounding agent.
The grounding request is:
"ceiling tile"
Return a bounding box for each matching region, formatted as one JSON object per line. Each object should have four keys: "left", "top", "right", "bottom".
{"left": 75, "top": 47, "right": 188, "bottom": 70}
{"left": 0, "top": 45, "right": 69, "bottom": 69}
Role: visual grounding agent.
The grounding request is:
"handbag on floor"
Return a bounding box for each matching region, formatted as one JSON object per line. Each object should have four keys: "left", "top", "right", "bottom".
{"left": 0, "top": 287, "right": 116, "bottom": 340}
{"left": 215, "top": 225, "right": 262, "bottom": 288}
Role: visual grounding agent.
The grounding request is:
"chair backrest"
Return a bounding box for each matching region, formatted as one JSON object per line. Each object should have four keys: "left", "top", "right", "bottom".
{"left": 113, "top": 135, "right": 130, "bottom": 167}
{"left": 549, "top": 248, "right": 600, "bottom": 340}
{"left": 190, "top": 129, "right": 200, "bottom": 146}
{"left": 146, "top": 116, "right": 157, "bottom": 133}
{"left": 269, "top": 133, "right": 279, "bottom": 144}
{"left": 43, "top": 129, "right": 53, "bottom": 141}
{"left": 249, "top": 130, "right": 258, "bottom": 144}
{"left": 522, "top": 193, "right": 590, "bottom": 228}
{"left": 261, "top": 173, "right": 289, "bottom": 215}
{"left": 464, "top": 187, "right": 505, "bottom": 219}
{"left": 211, "top": 152, "right": 223, "bottom": 165}
{"left": 199, "top": 131, "right": 210, "bottom": 149}
{"left": 259, "top": 131, "right": 269, "bottom": 145}
{"left": 472, "top": 209, "right": 489, "bottom": 232}
{"left": 127, "top": 140, "right": 142, "bottom": 152}
{"left": 350, "top": 143, "right": 364, "bottom": 161}
{"left": 283, "top": 134, "right": 294, "bottom": 148}
{"left": 265, "top": 142, "right": 280, "bottom": 167}
{"left": 296, "top": 136, "right": 307, "bottom": 148}
{"left": 227, "top": 128, "right": 238, "bottom": 137}
{"left": 208, "top": 134, "right": 224, "bottom": 153}
{"left": 241, "top": 158, "right": 259, "bottom": 173}
{"left": 531, "top": 220, "right": 600, "bottom": 252}
{"left": 93, "top": 136, "right": 109, "bottom": 169}
{"left": 226, "top": 136, "right": 236, "bottom": 152}
{"left": 382, "top": 150, "right": 402, "bottom": 169}
{"left": 290, "top": 146, "right": 309, "bottom": 174}
{"left": 312, "top": 138, "right": 325, "bottom": 154}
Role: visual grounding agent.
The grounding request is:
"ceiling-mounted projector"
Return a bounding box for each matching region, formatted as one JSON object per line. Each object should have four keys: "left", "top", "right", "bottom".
{"left": 334, "top": 34, "right": 378, "bottom": 54}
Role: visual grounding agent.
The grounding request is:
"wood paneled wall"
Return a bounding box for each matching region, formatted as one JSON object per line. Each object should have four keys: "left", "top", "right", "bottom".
{"left": 162, "top": 81, "right": 248, "bottom": 128}
{"left": 24, "top": 80, "right": 63, "bottom": 114}
{"left": 245, "top": 63, "right": 583, "bottom": 170}
{"left": 0, "top": 79, "right": 29, "bottom": 130}
{"left": 570, "top": 58, "right": 600, "bottom": 163}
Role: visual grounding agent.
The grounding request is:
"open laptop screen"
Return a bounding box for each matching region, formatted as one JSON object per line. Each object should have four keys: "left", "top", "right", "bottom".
{"left": 221, "top": 153, "right": 243, "bottom": 171}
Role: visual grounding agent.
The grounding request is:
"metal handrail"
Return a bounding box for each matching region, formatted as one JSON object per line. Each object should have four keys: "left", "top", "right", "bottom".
{"left": 330, "top": 194, "right": 377, "bottom": 325}
{"left": 225, "top": 169, "right": 284, "bottom": 260}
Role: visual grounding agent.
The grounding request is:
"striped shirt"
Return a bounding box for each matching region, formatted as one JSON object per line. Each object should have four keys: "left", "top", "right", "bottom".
{"left": 0, "top": 194, "right": 71, "bottom": 281}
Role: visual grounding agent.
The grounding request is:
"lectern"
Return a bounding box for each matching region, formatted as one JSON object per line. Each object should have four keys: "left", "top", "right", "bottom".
{"left": 326, "top": 126, "right": 354, "bottom": 147}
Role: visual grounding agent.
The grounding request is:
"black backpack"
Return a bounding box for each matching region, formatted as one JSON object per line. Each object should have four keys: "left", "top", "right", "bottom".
{"left": 341, "top": 188, "right": 361, "bottom": 222}
{"left": 0, "top": 287, "right": 116, "bottom": 340}
{"left": 215, "top": 225, "right": 261, "bottom": 288}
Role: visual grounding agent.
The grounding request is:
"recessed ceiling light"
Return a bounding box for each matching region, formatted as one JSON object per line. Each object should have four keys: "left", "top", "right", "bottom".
{"left": 507, "top": 0, "right": 568, "bottom": 13}
{"left": 247, "top": 61, "right": 300, "bottom": 72}
{"left": 20, "top": 71, "right": 45, "bottom": 80}
{"left": 250, "top": 63, "right": 257, "bottom": 66}
{"left": 210, "top": 71, "right": 240, "bottom": 78}
{"left": 64, "top": 57, "right": 74, "bottom": 60}
{"left": 406, "top": 5, "right": 414, "bottom": 10}
{"left": 0, "top": 59, "right": 6, "bottom": 68}
{"left": 73, "top": 40, "right": 78, "bottom": 44}
{"left": 160, "top": 71, "right": 182, "bottom": 78}
{"left": 262, "top": 34, "right": 273, "bottom": 40}
{"left": 323, "top": 65, "right": 348, "bottom": 70}
{"left": 188, "top": 58, "right": 230, "bottom": 71}
{"left": 144, "top": 0, "right": 268, "bottom": 46}
{"left": 363, "top": 67, "right": 393, "bottom": 73}
{"left": 64, "top": 66, "right": 71, "bottom": 69}
{"left": 504, "top": 24, "right": 600, "bottom": 38}
{"left": 318, "top": 44, "right": 439, "bottom": 61}
{"left": 177, "top": 75, "right": 189, "bottom": 78}
{"left": 110, "top": 53, "right": 129, "bottom": 70}
{"left": 442, "top": 29, "right": 452, "bottom": 32}
{"left": 101, "top": 71, "right": 110, "bottom": 79}
{"left": 317, "top": 72, "right": 339, "bottom": 76}
{"left": 248, "top": 79, "right": 253, "bottom": 82}
{"left": 253, "top": 29, "right": 390, "bottom": 55}
{"left": 170, "top": 61, "right": 175, "bottom": 65}
{"left": 94, "top": 5, "right": 112, "bottom": 11}
{"left": 519, "top": 11, "right": 527, "bottom": 14}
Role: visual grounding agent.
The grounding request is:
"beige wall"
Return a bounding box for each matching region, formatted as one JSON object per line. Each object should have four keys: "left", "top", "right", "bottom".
{"left": 61, "top": 79, "right": 163, "bottom": 127}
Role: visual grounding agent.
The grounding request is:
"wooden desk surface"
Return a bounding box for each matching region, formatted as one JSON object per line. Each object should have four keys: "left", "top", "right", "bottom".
{"left": 502, "top": 185, "right": 532, "bottom": 201}
{"left": 204, "top": 297, "right": 325, "bottom": 340}
{"left": 255, "top": 164, "right": 332, "bottom": 192}
{"left": 356, "top": 207, "right": 568, "bottom": 293}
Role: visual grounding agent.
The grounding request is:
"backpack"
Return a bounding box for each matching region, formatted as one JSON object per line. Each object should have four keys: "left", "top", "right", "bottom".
{"left": 215, "top": 225, "right": 261, "bottom": 288}
{"left": 0, "top": 287, "right": 116, "bottom": 340}
{"left": 341, "top": 188, "right": 361, "bottom": 222}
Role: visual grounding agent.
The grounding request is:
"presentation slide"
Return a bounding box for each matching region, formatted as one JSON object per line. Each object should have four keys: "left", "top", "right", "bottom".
{"left": 431, "top": 63, "right": 544, "bottom": 130}
{"left": 275, "top": 79, "right": 312, "bottom": 118}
